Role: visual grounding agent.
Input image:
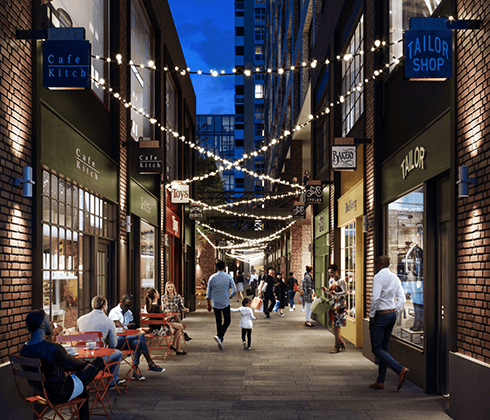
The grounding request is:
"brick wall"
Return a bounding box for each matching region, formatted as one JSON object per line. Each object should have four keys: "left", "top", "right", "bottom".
{"left": 0, "top": 0, "right": 33, "bottom": 363}
{"left": 456, "top": 0, "right": 490, "bottom": 363}
{"left": 196, "top": 235, "right": 216, "bottom": 287}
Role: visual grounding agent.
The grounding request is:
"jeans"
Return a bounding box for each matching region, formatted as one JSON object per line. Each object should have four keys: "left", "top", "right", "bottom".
{"left": 116, "top": 334, "right": 148, "bottom": 365}
{"left": 273, "top": 299, "right": 280, "bottom": 312}
{"left": 73, "top": 356, "right": 105, "bottom": 420}
{"left": 213, "top": 305, "right": 231, "bottom": 341}
{"left": 305, "top": 301, "right": 312, "bottom": 322}
{"left": 105, "top": 348, "right": 122, "bottom": 385}
{"left": 288, "top": 290, "right": 296, "bottom": 307}
{"left": 370, "top": 311, "right": 404, "bottom": 383}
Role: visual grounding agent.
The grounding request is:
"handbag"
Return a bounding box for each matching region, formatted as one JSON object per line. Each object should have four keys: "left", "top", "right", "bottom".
{"left": 293, "top": 283, "right": 299, "bottom": 292}
{"left": 260, "top": 281, "right": 268, "bottom": 293}
{"left": 251, "top": 297, "right": 263, "bottom": 310}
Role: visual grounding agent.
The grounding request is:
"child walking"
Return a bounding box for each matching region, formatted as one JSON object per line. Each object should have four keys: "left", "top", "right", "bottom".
{"left": 231, "top": 298, "right": 256, "bottom": 350}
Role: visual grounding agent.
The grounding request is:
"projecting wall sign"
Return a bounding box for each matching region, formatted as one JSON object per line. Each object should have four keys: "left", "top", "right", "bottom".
{"left": 332, "top": 145, "right": 357, "bottom": 170}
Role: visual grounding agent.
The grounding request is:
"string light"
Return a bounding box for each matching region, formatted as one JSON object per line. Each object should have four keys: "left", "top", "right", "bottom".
{"left": 192, "top": 199, "right": 293, "bottom": 220}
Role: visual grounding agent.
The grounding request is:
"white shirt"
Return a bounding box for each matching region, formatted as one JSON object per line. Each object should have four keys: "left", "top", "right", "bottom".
{"left": 231, "top": 306, "right": 256, "bottom": 328}
{"left": 77, "top": 309, "right": 117, "bottom": 348}
{"left": 250, "top": 274, "right": 259, "bottom": 282}
{"left": 108, "top": 304, "right": 134, "bottom": 328}
{"left": 369, "top": 267, "right": 406, "bottom": 318}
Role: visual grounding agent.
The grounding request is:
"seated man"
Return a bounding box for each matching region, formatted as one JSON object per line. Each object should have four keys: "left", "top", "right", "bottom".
{"left": 109, "top": 294, "right": 165, "bottom": 380}
{"left": 20, "top": 309, "right": 105, "bottom": 420}
{"left": 77, "top": 295, "right": 126, "bottom": 389}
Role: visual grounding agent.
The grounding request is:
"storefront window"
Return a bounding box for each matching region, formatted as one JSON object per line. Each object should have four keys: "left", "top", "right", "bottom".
{"left": 131, "top": 0, "right": 154, "bottom": 141}
{"left": 389, "top": 0, "right": 442, "bottom": 66}
{"left": 340, "top": 221, "right": 356, "bottom": 318}
{"left": 140, "top": 221, "right": 156, "bottom": 311}
{"left": 40, "top": 0, "right": 109, "bottom": 102}
{"left": 387, "top": 187, "right": 424, "bottom": 347}
{"left": 42, "top": 170, "right": 115, "bottom": 330}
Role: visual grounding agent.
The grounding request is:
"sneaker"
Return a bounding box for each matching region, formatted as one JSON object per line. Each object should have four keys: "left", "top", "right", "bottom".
{"left": 369, "top": 381, "right": 384, "bottom": 390}
{"left": 131, "top": 373, "right": 146, "bottom": 381}
{"left": 243, "top": 341, "right": 247, "bottom": 350}
{"left": 247, "top": 347, "right": 252, "bottom": 350}
{"left": 214, "top": 335, "right": 223, "bottom": 350}
{"left": 301, "top": 308, "right": 306, "bottom": 312}
{"left": 289, "top": 308, "right": 294, "bottom": 312}
{"left": 108, "top": 379, "right": 126, "bottom": 390}
{"left": 280, "top": 313, "right": 285, "bottom": 317}
{"left": 148, "top": 365, "right": 166, "bottom": 373}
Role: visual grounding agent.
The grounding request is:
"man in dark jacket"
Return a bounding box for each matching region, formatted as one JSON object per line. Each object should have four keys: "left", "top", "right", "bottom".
{"left": 20, "top": 309, "right": 104, "bottom": 420}
{"left": 259, "top": 267, "right": 276, "bottom": 318}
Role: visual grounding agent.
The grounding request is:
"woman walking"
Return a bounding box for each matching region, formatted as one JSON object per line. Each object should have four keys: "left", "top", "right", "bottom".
{"left": 322, "top": 263, "right": 347, "bottom": 353}
{"left": 303, "top": 266, "right": 315, "bottom": 327}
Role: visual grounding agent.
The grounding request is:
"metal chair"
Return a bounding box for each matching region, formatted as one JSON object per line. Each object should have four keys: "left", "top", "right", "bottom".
{"left": 9, "top": 354, "right": 87, "bottom": 420}
{"left": 140, "top": 312, "right": 174, "bottom": 361}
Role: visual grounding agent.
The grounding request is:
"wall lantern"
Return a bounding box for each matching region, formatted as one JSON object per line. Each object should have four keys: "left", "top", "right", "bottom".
{"left": 457, "top": 166, "right": 477, "bottom": 198}
{"left": 362, "top": 215, "right": 372, "bottom": 234}
{"left": 14, "top": 166, "right": 35, "bottom": 197}
{"left": 121, "top": 215, "right": 132, "bottom": 233}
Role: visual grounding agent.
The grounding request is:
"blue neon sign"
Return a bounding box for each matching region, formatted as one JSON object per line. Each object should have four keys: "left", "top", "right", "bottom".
{"left": 43, "top": 40, "right": 91, "bottom": 89}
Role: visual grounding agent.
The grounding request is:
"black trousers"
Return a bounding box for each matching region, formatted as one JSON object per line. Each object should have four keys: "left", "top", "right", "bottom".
{"left": 213, "top": 305, "right": 231, "bottom": 341}
{"left": 241, "top": 328, "right": 252, "bottom": 347}
{"left": 264, "top": 294, "right": 275, "bottom": 316}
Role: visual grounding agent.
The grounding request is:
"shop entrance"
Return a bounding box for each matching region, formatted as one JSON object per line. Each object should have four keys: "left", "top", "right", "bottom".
{"left": 436, "top": 176, "right": 450, "bottom": 395}
{"left": 96, "top": 240, "right": 110, "bottom": 300}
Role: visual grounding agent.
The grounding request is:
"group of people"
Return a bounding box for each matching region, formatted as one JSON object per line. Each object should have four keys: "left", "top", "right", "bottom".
{"left": 19, "top": 254, "right": 410, "bottom": 419}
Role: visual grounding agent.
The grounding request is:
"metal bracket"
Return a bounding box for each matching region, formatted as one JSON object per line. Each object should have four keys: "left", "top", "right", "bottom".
{"left": 446, "top": 20, "right": 481, "bottom": 30}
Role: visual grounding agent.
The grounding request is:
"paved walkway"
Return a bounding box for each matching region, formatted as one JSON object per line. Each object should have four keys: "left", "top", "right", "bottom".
{"left": 95, "top": 301, "right": 452, "bottom": 420}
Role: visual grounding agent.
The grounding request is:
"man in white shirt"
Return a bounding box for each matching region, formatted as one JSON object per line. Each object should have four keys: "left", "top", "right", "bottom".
{"left": 369, "top": 255, "right": 409, "bottom": 391}
{"left": 77, "top": 296, "right": 125, "bottom": 389}
{"left": 109, "top": 294, "right": 165, "bottom": 380}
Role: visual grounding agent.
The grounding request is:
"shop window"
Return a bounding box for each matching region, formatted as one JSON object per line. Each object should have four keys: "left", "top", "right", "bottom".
{"left": 387, "top": 187, "right": 424, "bottom": 347}
{"left": 255, "top": 84, "right": 264, "bottom": 99}
{"left": 140, "top": 221, "right": 156, "bottom": 312}
{"left": 255, "top": 26, "right": 265, "bottom": 41}
{"left": 340, "top": 221, "right": 356, "bottom": 318}
{"left": 255, "top": 45, "right": 264, "bottom": 61}
{"left": 131, "top": 0, "right": 154, "bottom": 142}
{"left": 341, "top": 15, "right": 364, "bottom": 137}
{"left": 389, "top": 0, "right": 442, "bottom": 68}
{"left": 40, "top": 0, "right": 109, "bottom": 102}
{"left": 42, "top": 170, "right": 115, "bottom": 330}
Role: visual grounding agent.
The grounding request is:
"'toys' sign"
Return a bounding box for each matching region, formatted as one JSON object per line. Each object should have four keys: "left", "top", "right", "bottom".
{"left": 404, "top": 30, "right": 452, "bottom": 80}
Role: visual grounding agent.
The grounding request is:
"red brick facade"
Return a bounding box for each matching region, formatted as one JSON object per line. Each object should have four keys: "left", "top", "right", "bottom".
{"left": 0, "top": 0, "right": 33, "bottom": 361}
{"left": 456, "top": 0, "right": 490, "bottom": 364}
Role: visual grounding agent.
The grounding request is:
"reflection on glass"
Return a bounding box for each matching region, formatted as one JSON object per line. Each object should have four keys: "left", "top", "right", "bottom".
{"left": 140, "top": 220, "right": 155, "bottom": 311}
{"left": 388, "top": 187, "right": 424, "bottom": 347}
{"left": 341, "top": 221, "right": 356, "bottom": 318}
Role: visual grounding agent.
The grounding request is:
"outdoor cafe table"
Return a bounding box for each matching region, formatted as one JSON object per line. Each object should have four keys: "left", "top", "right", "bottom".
{"left": 76, "top": 347, "right": 116, "bottom": 419}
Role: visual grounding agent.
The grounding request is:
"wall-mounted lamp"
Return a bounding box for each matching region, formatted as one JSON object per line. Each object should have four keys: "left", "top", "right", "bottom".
{"left": 457, "top": 166, "right": 477, "bottom": 198}
{"left": 14, "top": 166, "right": 35, "bottom": 198}
{"left": 121, "top": 215, "right": 132, "bottom": 233}
{"left": 362, "top": 215, "right": 372, "bottom": 234}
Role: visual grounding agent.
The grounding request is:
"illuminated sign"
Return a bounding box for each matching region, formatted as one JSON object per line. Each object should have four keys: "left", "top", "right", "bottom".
{"left": 189, "top": 206, "right": 203, "bottom": 220}
{"left": 305, "top": 180, "right": 323, "bottom": 204}
{"left": 332, "top": 145, "right": 357, "bottom": 170}
{"left": 293, "top": 203, "right": 306, "bottom": 219}
{"left": 171, "top": 182, "right": 190, "bottom": 203}
{"left": 404, "top": 17, "right": 452, "bottom": 81}
{"left": 138, "top": 148, "right": 162, "bottom": 174}
{"left": 43, "top": 40, "right": 91, "bottom": 89}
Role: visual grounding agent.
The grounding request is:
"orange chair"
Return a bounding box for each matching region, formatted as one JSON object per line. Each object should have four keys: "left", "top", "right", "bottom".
{"left": 10, "top": 354, "right": 87, "bottom": 420}
{"left": 140, "top": 313, "right": 174, "bottom": 361}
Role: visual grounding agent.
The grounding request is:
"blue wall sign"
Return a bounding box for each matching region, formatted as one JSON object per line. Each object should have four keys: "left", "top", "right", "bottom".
{"left": 404, "top": 17, "right": 453, "bottom": 80}
{"left": 43, "top": 40, "right": 91, "bottom": 89}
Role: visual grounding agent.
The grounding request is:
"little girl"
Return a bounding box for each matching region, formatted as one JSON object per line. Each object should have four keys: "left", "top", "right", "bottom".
{"left": 231, "top": 298, "right": 257, "bottom": 350}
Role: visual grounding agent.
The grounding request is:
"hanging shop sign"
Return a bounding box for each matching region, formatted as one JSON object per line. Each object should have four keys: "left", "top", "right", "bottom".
{"left": 43, "top": 40, "right": 91, "bottom": 89}
{"left": 338, "top": 180, "right": 364, "bottom": 227}
{"left": 293, "top": 203, "right": 306, "bottom": 219}
{"left": 189, "top": 205, "right": 203, "bottom": 220}
{"left": 171, "top": 182, "right": 190, "bottom": 203}
{"left": 404, "top": 17, "right": 452, "bottom": 81}
{"left": 138, "top": 147, "right": 162, "bottom": 174}
{"left": 305, "top": 180, "right": 323, "bottom": 204}
{"left": 332, "top": 145, "right": 357, "bottom": 170}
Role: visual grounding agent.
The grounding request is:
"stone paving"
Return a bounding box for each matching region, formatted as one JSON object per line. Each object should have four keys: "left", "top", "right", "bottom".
{"left": 94, "top": 300, "right": 452, "bottom": 420}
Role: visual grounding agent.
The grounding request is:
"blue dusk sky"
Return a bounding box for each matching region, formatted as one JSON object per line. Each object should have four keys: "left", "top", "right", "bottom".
{"left": 168, "top": 0, "right": 235, "bottom": 115}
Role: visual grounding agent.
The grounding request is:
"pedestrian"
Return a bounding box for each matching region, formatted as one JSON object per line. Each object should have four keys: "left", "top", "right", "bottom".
{"left": 20, "top": 309, "right": 105, "bottom": 420}
{"left": 286, "top": 271, "right": 298, "bottom": 311}
{"left": 250, "top": 269, "right": 259, "bottom": 297}
{"left": 206, "top": 261, "right": 237, "bottom": 350}
{"left": 231, "top": 297, "right": 257, "bottom": 350}
{"left": 273, "top": 272, "right": 287, "bottom": 316}
{"left": 369, "top": 255, "right": 410, "bottom": 391}
{"left": 236, "top": 271, "right": 245, "bottom": 301}
{"left": 245, "top": 271, "right": 251, "bottom": 285}
{"left": 321, "top": 264, "right": 347, "bottom": 353}
{"left": 258, "top": 267, "right": 276, "bottom": 318}
{"left": 303, "top": 266, "right": 315, "bottom": 327}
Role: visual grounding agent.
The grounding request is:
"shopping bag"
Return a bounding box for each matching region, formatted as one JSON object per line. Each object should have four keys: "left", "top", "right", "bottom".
{"left": 312, "top": 297, "right": 332, "bottom": 315}
{"left": 310, "top": 297, "right": 323, "bottom": 313}
{"left": 251, "top": 297, "right": 263, "bottom": 311}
